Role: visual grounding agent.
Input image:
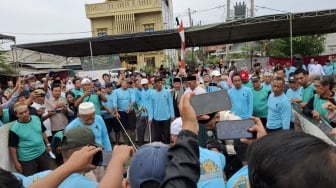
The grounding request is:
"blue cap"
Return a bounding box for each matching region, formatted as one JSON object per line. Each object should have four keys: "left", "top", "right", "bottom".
{"left": 129, "top": 142, "right": 169, "bottom": 187}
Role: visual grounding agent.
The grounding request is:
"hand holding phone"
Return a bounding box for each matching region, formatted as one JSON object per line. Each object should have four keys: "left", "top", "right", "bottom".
{"left": 216, "top": 119, "right": 256, "bottom": 140}
{"left": 190, "top": 90, "right": 232, "bottom": 116}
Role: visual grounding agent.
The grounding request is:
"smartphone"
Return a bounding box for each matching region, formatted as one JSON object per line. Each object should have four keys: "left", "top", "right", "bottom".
{"left": 216, "top": 120, "right": 255, "bottom": 140}
{"left": 190, "top": 90, "right": 232, "bottom": 116}
{"left": 92, "top": 150, "right": 112, "bottom": 166}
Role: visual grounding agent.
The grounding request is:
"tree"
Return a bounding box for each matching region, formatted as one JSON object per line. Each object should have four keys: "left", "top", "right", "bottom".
{"left": 0, "top": 47, "right": 18, "bottom": 74}
{"left": 267, "top": 35, "right": 326, "bottom": 57}
{"left": 184, "top": 49, "right": 198, "bottom": 68}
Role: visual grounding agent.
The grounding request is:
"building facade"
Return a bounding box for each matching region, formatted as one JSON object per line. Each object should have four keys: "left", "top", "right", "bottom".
{"left": 85, "top": 0, "right": 175, "bottom": 70}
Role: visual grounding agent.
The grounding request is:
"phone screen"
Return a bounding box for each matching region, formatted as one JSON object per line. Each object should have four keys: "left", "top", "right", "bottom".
{"left": 190, "top": 90, "right": 232, "bottom": 116}
{"left": 216, "top": 120, "right": 255, "bottom": 140}
{"left": 92, "top": 150, "right": 112, "bottom": 166}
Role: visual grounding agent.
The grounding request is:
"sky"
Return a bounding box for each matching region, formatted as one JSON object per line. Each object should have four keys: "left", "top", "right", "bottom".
{"left": 0, "top": 0, "right": 336, "bottom": 48}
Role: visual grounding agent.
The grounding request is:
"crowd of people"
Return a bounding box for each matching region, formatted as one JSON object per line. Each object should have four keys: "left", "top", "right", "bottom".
{"left": 0, "top": 55, "right": 336, "bottom": 188}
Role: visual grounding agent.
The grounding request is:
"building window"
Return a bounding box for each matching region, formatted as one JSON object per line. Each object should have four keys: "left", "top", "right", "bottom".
{"left": 97, "top": 28, "right": 107, "bottom": 37}
{"left": 144, "top": 24, "right": 154, "bottom": 32}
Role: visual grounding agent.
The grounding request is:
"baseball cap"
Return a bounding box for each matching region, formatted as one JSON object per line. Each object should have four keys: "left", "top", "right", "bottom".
{"left": 128, "top": 142, "right": 169, "bottom": 188}
{"left": 62, "top": 127, "right": 101, "bottom": 150}
{"left": 81, "top": 78, "right": 91, "bottom": 85}
{"left": 170, "top": 117, "right": 182, "bottom": 135}
{"left": 288, "top": 75, "right": 296, "bottom": 83}
{"left": 240, "top": 70, "right": 249, "bottom": 81}
{"left": 211, "top": 70, "right": 221, "bottom": 77}
{"left": 93, "top": 82, "right": 101, "bottom": 88}
{"left": 251, "top": 75, "right": 260, "bottom": 82}
{"left": 140, "top": 78, "right": 149, "bottom": 85}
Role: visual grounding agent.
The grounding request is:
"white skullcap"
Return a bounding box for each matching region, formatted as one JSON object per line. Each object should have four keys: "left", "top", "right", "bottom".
{"left": 211, "top": 70, "right": 221, "bottom": 77}
{"left": 263, "top": 71, "right": 273, "bottom": 76}
{"left": 170, "top": 117, "right": 182, "bottom": 135}
{"left": 81, "top": 78, "right": 91, "bottom": 85}
{"left": 140, "top": 78, "right": 149, "bottom": 85}
{"left": 78, "top": 102, "right": 95, "bottom": 114}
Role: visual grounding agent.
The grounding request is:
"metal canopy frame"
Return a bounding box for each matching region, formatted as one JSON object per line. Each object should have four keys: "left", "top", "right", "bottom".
{"left": 14, "top": 9, "right": 336, "bottom": 58}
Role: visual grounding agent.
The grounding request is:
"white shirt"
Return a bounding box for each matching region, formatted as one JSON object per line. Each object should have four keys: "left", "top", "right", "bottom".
{"left": 184, "top": 86, "right": 206, "bottom": 95}
{"left": 31, "top": 102, "right": 52, "bottom": 137}
{"left": 309, "top": 64, "right": 325, "bottom": 75}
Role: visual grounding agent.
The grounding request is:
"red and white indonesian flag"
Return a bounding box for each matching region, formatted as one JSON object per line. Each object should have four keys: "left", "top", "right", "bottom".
{"left": 178, "top": 20, "right": 186, "bottom": 75}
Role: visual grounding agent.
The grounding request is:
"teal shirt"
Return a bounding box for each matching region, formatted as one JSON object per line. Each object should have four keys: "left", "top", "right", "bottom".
{"left": 242, "top": 81, "right": 253, "bottom": 89}
{"left": 83, "top": 94, "right": 101, "bottom": 115}
{"left": 332, "top": 61, "right": 336, "bottom": 74}
{"left": 71, "top": 88, "right": 84, "bottom": 98}
{"left": 10, "top": 115, "right": 46, "bottom": 161}
{"left": 313, "top": 94, "right": 332, "bottom": 120}
{"left": 302, "top": 83, "right": 315, "bottom": 103}
{"left": 252, "top": 87, "right": 269, "bottom": 118}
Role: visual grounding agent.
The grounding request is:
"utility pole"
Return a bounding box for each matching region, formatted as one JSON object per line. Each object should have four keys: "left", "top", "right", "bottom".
{"left": 188, "top": 8, "right": 193, "bottom": 27}
{"left": 226, "top": 0, "right": 230, "bottom": 20}
{"left": 250, "top": 0, "right": 254, "bottom": 17}
{"left": 225, "top": 0, "right": 230, "bottom": 65}
{"left": 188, "top": 8, "right": 194, "bottom": 68}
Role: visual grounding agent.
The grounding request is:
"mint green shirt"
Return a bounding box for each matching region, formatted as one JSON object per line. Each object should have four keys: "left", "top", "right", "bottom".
{"left": 10, "top": 115, "right": 46, "bottom": 161}
{"left": 252, "top": 87, "right": 269, "bottom": 118}
{"left": 83, "top": 94, "right": 101, "bottom": 115}
{"left": 302, "top": 83, "right": 315, "bottom": 103}
{"left": 331, "top": 61, "right": 336, "bottom": 74}
{"left": 71, "top": 88, "right": 84, "bottom": 98}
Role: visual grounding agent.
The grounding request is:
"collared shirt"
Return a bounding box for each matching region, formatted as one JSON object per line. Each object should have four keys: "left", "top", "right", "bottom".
{"left": 45, "top": 96, "right": 69, "bottom": 131}
{"left": 66, "top": 116, "right": 112, "bottom": 151}
{"left": 184, "top": 86, "right": 206, "bottom": 95}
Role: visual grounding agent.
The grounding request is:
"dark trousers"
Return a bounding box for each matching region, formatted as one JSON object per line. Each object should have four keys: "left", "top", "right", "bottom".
{"left": 153, "top": 119, "right": 171, "bottom": 144}
{"left": 260, "top": 117, "right": 268, "bottom": 128}
{"left": 136, "top": 117, "right": 149, "bottom": 146}
{"left": 103, "top": 117, "right": 115, "bottom": 134}
{"left": 20, "top": 151, "right": 50, "bottom": 176}
{"left": 119, "top": 111, "right": 136, "bottom": 130}
{"left": 266, "top": 127, "right": 282, "bottom": 134}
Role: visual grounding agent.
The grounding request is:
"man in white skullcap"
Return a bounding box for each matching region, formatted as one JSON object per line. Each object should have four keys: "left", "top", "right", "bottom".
{"left": 66, "top": 102, "right": 112, "bottom": 151}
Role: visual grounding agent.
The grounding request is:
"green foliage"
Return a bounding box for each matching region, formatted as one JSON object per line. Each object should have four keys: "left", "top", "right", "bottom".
{"left": 161, "top": 55, "right": 174, "bottom": 70}
{"left": 0, "top": 48, "right": 18, "bottom": 74}
{"left": 204, "top": 56, "right": 219, "bottom": 65}
{"left": 144, "top": 65, "right": 153, "bottom": 75}
{"left": 267, "top": 35, "right": 326, "bottom": 57}
{"left": 184, "top": 50, "right": 197, "bottom": 68}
